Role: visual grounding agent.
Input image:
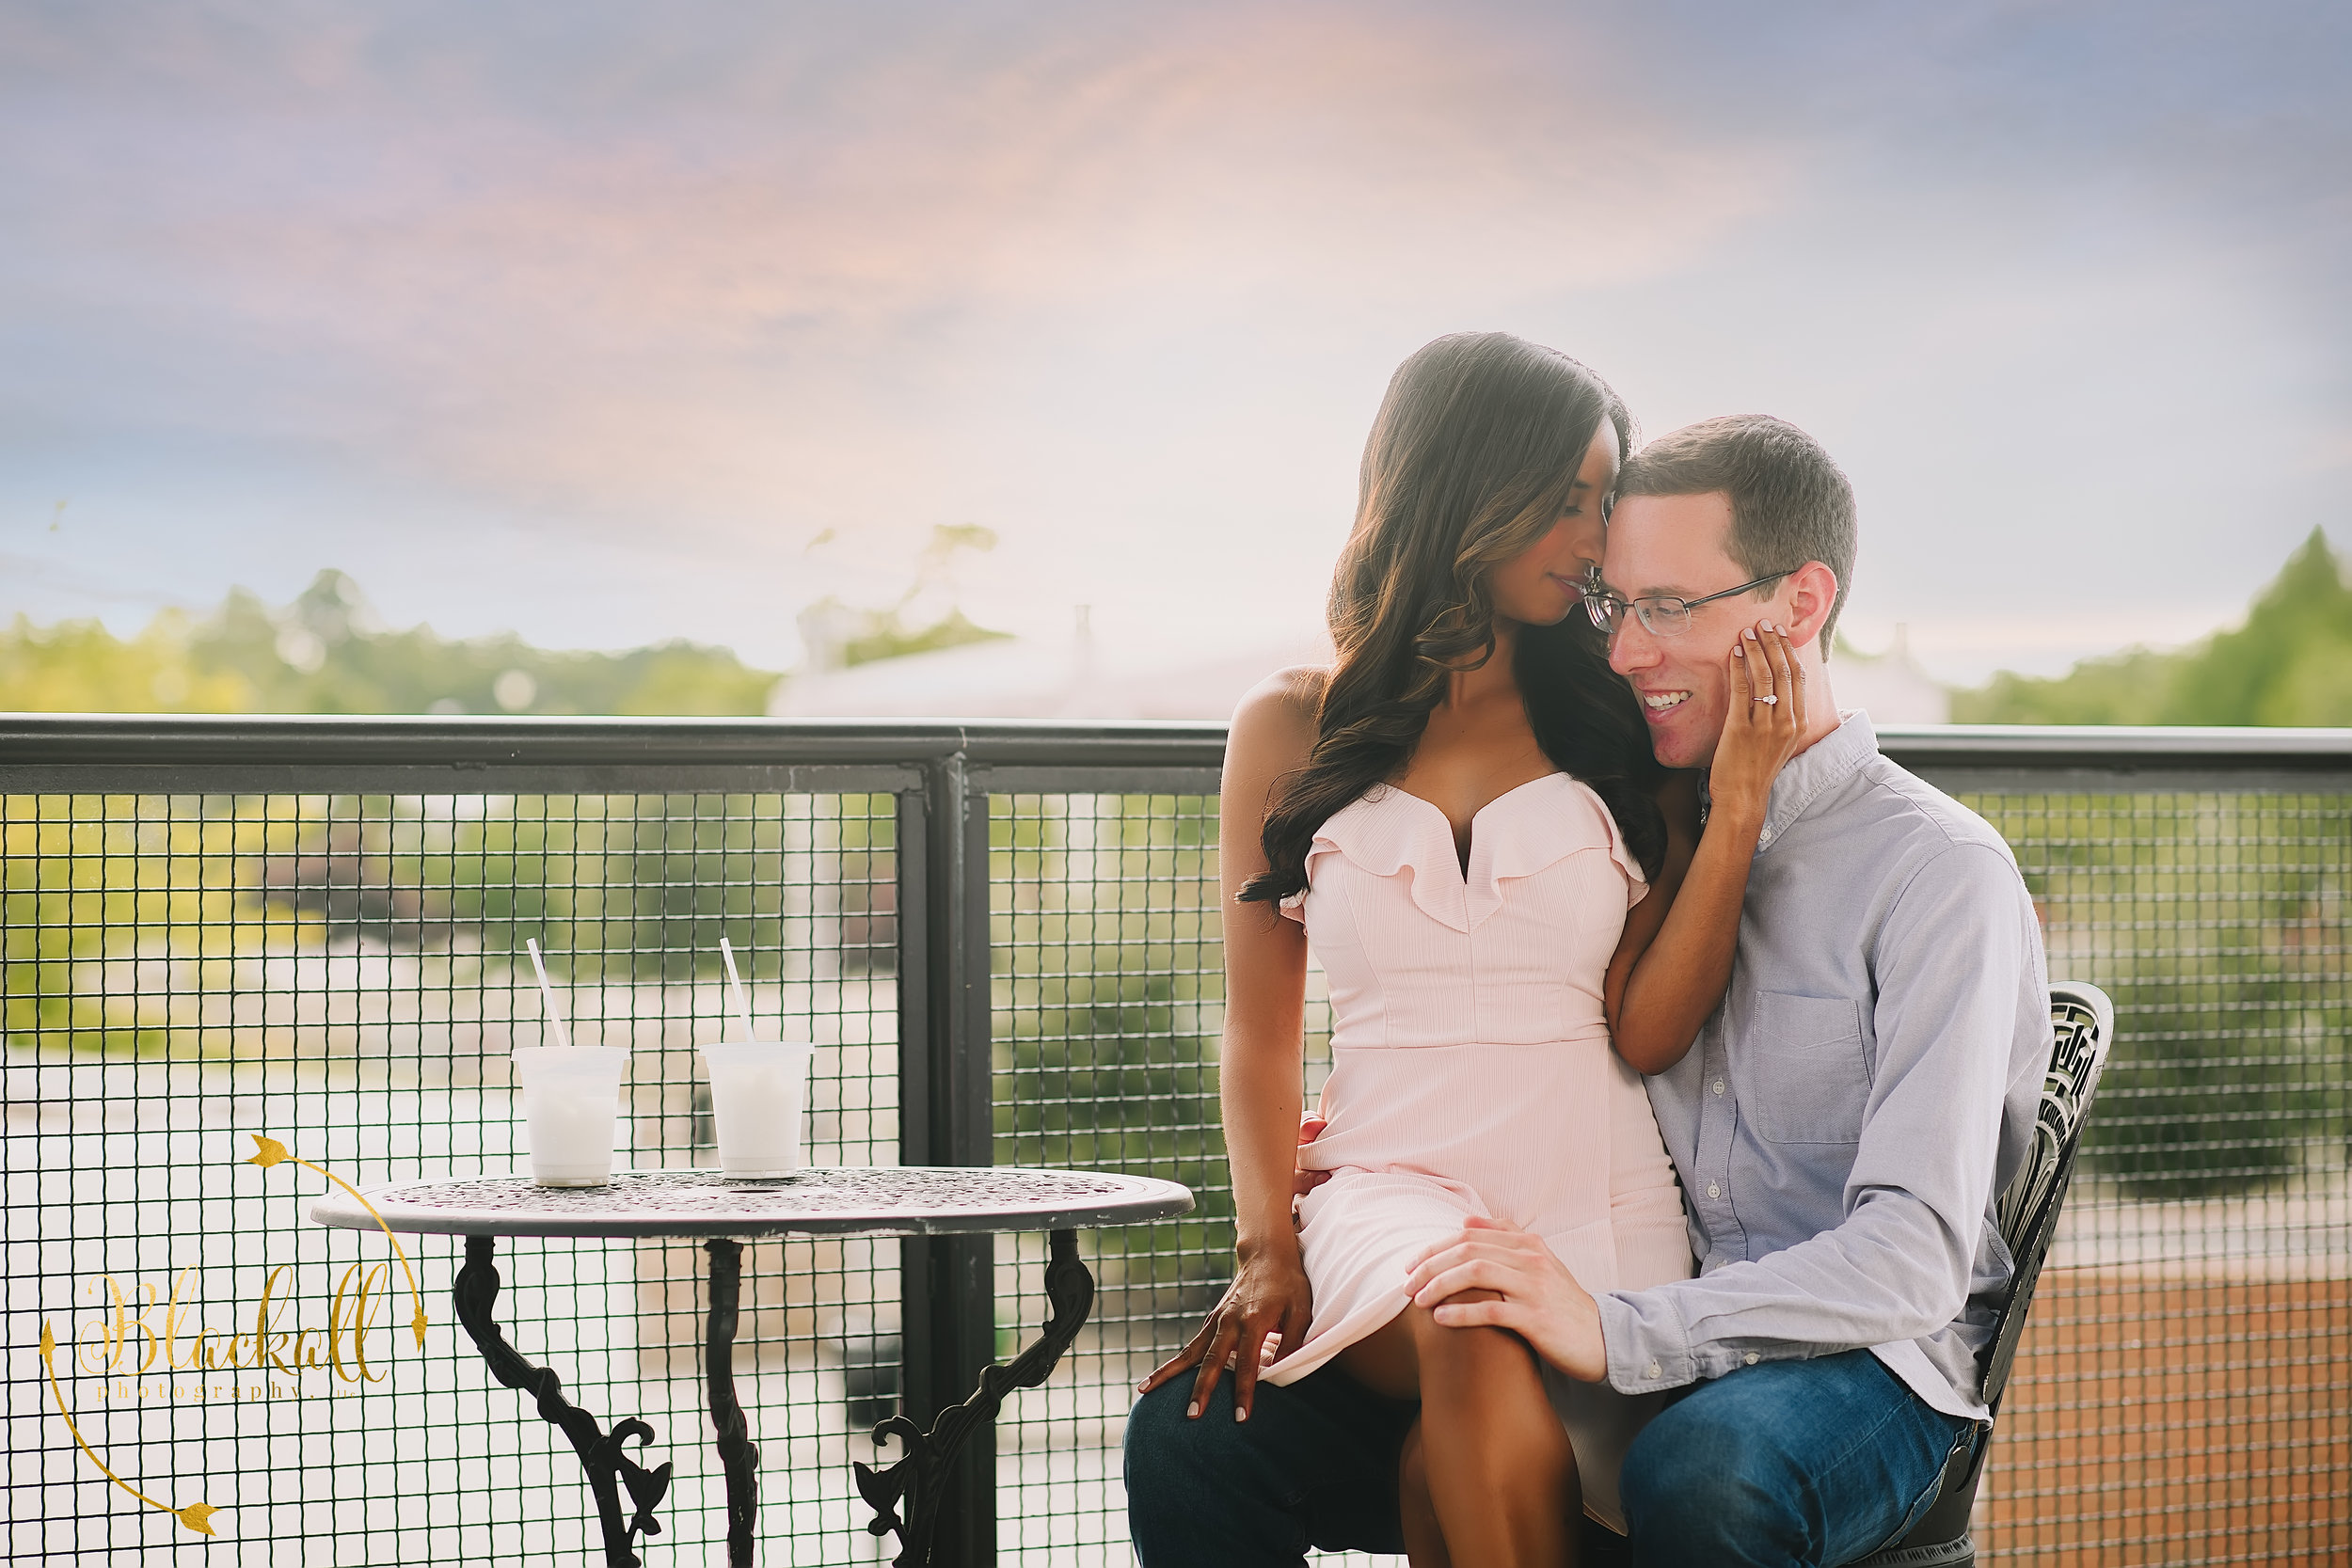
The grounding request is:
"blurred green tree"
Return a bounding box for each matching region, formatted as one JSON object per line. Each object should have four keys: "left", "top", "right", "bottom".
{"left": 0, "top": 608, "right": 248, "bottom": 711}
{"left": 795, "top": 524, "right": 1012, "bottom": 670}
{"left": 0, "top": 569, "right": 780, "bottom": 715}
{"left": 1954, "top": 529, "right": 2352, "bottom": 724}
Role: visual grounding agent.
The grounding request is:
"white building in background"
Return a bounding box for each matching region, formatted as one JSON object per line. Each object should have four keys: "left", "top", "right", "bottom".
{"left": 1829, "top": 625, "right": 1951, "bottom": 725}
{"left": 775, "top": 608, "right": 1949, "bottom": 725}
{"left": 773, "top": 605, "right": 1331, "bottom": 721}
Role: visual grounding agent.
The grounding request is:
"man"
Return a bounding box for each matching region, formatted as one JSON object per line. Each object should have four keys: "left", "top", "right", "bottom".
{"left": 1124, "top": 415, "right": 2053, "bottom": 1567}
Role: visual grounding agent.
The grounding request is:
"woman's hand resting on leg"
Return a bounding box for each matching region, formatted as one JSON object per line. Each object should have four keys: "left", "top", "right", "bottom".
{"left": 1137, "top": 1110, "right": 1328, "bottom": 1420}
{"left": 1138, "top": 1236, "right": 1314, "bottom": 1421}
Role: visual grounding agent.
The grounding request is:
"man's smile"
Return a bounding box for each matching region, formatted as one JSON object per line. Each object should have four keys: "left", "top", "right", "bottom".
{"left": 1639, "top": 689, "right": 1692, "bottom": 717}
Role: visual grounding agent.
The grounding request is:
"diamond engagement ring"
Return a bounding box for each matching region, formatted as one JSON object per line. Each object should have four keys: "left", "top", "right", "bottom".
{"left": 1755, "top": 693, "right": 1779, "bottom": 705}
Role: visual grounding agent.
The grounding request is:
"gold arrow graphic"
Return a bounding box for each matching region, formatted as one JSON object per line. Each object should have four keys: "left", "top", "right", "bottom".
{"left": 39, "top": 1322, "right": 220, "bottom": 1536}
{"left": 245, "top": 1135, "right": 430, "bottom": 1349}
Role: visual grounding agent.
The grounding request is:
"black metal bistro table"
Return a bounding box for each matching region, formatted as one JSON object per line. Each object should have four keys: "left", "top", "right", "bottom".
{"left": 310, "top": 1166, "right": 1193, "bottom": 1568}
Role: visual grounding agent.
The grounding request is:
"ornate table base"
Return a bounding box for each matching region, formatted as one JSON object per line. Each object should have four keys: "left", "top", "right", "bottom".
{"left": 453, "top": 1235, "right": 673, "bottom": 1568}
{"left": 856, "top": 1227, "right": 1094, "bottom": 1567}
{"left": 705, "top": 1238, "right": 761, "bottom": 1567}
{"left": 452, "top": 1226, "right": 1096, "bottom": 1568}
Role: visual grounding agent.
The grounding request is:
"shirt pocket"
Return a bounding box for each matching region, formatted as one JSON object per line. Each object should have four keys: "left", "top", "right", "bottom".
{"left": 1745, "top": 991, "right": 1869, "bottom": 1145}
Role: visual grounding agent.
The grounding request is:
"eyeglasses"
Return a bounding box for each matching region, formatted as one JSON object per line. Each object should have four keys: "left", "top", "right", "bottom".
{"left": 1581, "top": 570, "right": 1791, "bottom": 639}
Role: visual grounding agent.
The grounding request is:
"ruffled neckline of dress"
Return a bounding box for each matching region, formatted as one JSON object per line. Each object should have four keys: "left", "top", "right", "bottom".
{"left": 1281, "top": 772, "right": 1647, "bottom": 933}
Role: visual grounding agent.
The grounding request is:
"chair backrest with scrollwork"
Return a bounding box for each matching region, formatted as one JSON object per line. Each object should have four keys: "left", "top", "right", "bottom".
{"left": 1980, "top": 980, "right": 2114, "bottom": 1412}
{"left": 1845, "top": 982, "right": 2118, "bottom": 1568}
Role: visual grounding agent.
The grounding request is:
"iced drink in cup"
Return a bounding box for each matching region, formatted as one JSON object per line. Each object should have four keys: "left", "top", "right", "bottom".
{"left": 700, "top": 1041, "right": 818, "bottom": 1177}
{"left": 511, "top": 1047, "right": 630, "bottom": 1186}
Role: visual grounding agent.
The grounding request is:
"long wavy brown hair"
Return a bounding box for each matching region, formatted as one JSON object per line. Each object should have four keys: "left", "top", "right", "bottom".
{"left": 1237, "top": 332, "right": 1664, "bottom": 907}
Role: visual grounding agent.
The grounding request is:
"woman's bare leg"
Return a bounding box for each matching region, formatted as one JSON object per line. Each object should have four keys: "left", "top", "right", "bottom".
{"left": 1337, "top": 1291, "right": 1580, "bottom": 1568}
{"left": 1397, "top": 1418, "right": 1452, "bottom": 1568}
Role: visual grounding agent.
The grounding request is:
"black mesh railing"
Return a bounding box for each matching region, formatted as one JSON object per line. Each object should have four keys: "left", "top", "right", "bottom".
{"left": 4, "top": 718, "right": 2345, "bottom": 1566}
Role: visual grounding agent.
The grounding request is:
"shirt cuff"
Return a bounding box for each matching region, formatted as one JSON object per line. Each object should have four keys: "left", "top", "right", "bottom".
{"left": 1597, "top": 1288, "right": 1698, "bottom": 1394}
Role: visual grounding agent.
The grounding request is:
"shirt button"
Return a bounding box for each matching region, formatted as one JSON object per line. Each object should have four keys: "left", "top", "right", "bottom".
{"left": 1707, "top": 1181, "right": 1722, "bottom": 1198}
{"left": 1744, "top": 1352, "right": 1760, "bottom": 1366}
{"left": 1645, "top": 1361, "right": 1662, "bottom": 1379}
{"left": 1712, "top": 1079, "right": 1725, "bottom": 1096}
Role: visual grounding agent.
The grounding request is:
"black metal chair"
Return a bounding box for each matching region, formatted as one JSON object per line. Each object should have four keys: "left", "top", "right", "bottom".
{"left": 1845, "top": 980, "right": 2115, "bottom": 1568}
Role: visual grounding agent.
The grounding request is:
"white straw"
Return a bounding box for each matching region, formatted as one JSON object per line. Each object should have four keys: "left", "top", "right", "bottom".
{"left": 719, "top": 937, "right": 756, "bottom": 1039}
{"left": 524, "top": 938, "right": 572, "bottom": 1050}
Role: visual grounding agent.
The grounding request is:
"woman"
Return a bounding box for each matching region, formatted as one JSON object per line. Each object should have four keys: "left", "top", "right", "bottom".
{"left": 1139, "top": 332, "right": 1806, "bottom": 1566}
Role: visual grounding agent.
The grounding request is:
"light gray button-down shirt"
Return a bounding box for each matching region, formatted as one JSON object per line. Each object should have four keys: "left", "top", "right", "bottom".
{"left": 1595, "top": 711, "right": 2053, "bottom": 1422}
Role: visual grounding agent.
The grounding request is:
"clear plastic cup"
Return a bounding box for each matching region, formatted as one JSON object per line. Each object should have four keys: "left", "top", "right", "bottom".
{"left": 699, "top": 1041, "right": 818, "bottom": 1177}
{"left": 510, "top": 1047, "right": 630, "bottom": 1186}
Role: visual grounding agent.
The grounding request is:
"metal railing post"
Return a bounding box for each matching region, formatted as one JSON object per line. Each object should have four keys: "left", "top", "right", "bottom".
{"left": 897, "top": 749, "right": 998, "bottom": 1566}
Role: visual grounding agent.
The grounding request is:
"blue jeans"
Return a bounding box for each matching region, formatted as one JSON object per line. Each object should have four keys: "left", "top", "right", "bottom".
{"left": 1619, "top": 1351, "right": 1972, "bottom": 1567}
{"left": 1123, "top": 1351, "right": 1963, "bottom": 1567}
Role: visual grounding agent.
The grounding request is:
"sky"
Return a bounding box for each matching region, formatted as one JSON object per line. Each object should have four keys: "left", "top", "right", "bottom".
{"left": 3, "top": 0, "right": 2347, "bottom": 685}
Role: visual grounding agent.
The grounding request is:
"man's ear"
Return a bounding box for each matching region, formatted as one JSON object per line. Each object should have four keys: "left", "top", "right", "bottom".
{"left": 1784, "top": 562, "right": 1839, "bottom": 651}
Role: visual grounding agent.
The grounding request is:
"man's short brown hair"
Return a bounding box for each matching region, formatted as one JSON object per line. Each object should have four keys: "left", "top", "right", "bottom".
{"left": 1616, "top": 415, "right": 1857, "bottom": 654}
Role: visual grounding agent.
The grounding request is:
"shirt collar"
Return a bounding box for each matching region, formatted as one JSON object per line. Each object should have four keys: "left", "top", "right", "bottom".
{"left": 1756, "top": 709, "right": 1878, "bottom": 851}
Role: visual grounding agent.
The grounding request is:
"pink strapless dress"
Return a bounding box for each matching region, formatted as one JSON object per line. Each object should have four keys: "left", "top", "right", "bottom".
{"left": 1262, "top": 772, "right": 1694, "bottom": 1531}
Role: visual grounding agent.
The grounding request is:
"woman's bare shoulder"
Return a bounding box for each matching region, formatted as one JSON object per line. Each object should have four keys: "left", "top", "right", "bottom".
{"left": 1232, "top": 665, "right": 1327, "bottom": 737}
{"left": 1228, "top": 665, "right": 1327, "bottom": 774}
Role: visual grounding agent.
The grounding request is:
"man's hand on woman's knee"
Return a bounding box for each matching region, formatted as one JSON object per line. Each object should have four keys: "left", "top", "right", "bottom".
{"left": 1402, "top": 1215, "right": 1610, "bottom": 1383}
